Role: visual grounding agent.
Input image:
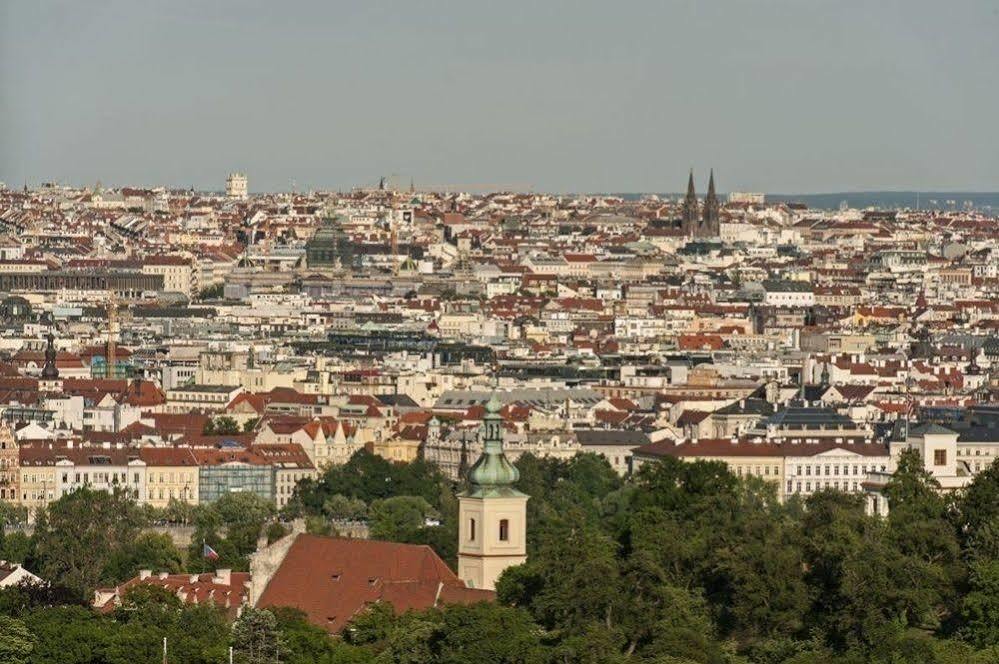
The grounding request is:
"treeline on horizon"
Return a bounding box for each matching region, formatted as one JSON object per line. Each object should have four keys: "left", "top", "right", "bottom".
{"left": 2, "top": 448, "right": 999, "bottom": 663}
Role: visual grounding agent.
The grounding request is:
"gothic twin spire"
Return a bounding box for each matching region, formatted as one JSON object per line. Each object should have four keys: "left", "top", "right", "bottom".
{"left": 681, "top": 169, "right": 720, "bottom": 238}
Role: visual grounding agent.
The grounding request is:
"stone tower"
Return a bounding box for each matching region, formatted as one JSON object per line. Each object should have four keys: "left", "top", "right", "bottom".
{"left": 702, "top": 169, "right": 720, "bottom": 237}
{"left": 457, "top": 394, "right": 528, "bottom": 591}
{"left": 681, "top": 169, "right": 699, "bottom": 236}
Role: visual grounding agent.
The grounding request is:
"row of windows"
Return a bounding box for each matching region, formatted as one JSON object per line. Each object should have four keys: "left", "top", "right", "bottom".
{"left": 62, "top": 472, "right": 141, "bottom": 485}
{"left": 789, "top": 480, "right": 860, "bottom": 493}
{"left": 468, "top": 518, "right": 510, "bottom": 542}
{"left": 791, "top": 463, "right": 887, "bottom": 477}
{"left": 958, "top": 449, "right": 995, "bottom": 457}
{"left": 152, "top": 487, "right": 191, "bottom": 501}
{"left": 735, "top": 465, "right": 781, "bottom": 477}
{"left": 149, "top": 472, "right": 195, "bottom": 484}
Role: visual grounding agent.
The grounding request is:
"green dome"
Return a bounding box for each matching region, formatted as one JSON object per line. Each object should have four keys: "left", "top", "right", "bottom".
{"left": 464, "top": 392, "right": 522, "bottom": 492}
{"left": 467, "top": 446, "right": 520, "bottom": 487}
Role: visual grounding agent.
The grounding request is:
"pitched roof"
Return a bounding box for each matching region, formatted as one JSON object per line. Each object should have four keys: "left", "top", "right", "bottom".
{"left": 255, "top": 534, "right": 492, "bottom": 633}
{"left": 95, "top": 571, "right": 250, "bottom": 619}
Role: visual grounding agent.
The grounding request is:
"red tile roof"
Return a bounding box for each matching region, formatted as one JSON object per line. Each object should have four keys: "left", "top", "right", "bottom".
{"left": 256, "top": 535, "right": 493, "bottom": 633}
{"left": 96, "top": 570, "right": 250, "bottom": 619}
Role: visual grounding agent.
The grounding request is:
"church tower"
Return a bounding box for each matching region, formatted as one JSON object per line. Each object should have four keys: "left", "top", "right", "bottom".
{"left": 457, "top": 394, "right": 528, "bottom": 591}
{"left": 39, "top": 331, "right": 63, "bottom": 393}
{"left": 681, "top": 169, "right": 698, "bottom": 236}
{"left": 702, "top": 169, "right": 720, "bottom": 236}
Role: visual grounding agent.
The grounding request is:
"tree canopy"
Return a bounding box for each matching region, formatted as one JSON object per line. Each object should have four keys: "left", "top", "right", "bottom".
{"left": 6, "top": 451, "right": 999, "bottom": 663}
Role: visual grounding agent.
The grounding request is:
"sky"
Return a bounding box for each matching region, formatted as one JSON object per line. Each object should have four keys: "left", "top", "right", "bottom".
{"left": 2, "top": 0, "right": 998, "bottom": 194}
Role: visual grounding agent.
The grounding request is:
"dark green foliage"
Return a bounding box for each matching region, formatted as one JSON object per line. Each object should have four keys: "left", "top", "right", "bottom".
{"left": 8, "top": 449, "right": 999, "bottom": 662}
{"left": 291, "top": 449, "right": 449, "bottom": 511}
{"left": 0, "top": 614, "right": 33, "bottom": 664}
{"left": 232, "top": 607, "right": 289, "bottom": 664}
{"left": 288, "top": 449, "right": 459, "bottom": 564}
{"left": 100, "top": 531, "right": 184, "bottom": 586}
{"left": 187, "top": 491, "right": 276, "bottom": 572}
{"left": 203, "top": 415, "right": 240, "bottom": 435}
{"left": 33, "top": 487, "right": 147, "bottom": 599}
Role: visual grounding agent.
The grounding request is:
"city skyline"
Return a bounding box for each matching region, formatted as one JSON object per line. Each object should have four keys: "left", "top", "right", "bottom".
{"left": 3, "top": 0, "right": 999, "bottom": 193}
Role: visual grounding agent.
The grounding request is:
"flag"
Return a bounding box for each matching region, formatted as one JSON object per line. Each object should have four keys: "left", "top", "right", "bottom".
{"left": 203, "top": 543, "right": 220, "bottom": 561}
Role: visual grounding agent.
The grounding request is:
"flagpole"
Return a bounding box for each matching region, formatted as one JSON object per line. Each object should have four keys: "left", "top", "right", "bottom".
{"left": 162, "top": 636, "right": 167, "bottom": 664}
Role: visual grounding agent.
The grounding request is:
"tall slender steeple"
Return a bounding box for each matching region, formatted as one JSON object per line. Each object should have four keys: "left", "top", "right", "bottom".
{"left": 702, "top": 168, "right": 720, "bottom": 236}
{"left": 681, "top": 169, "right": 698, "bottom": 236}
{"left": 41, "top": 331, "right": 59, "bottom": 380}
{"left": 456, "top": 393, "right": 528, "bottom": 591}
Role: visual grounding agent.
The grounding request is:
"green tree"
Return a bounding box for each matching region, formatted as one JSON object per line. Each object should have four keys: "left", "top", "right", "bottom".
{"left": 959, "top": 557, "right": 999, "bottom": 648}
{"left": 796, "top": 490, "right": 873, "bottom": 645}
{"left": 266, "top": 521, "right": 290, "bottom": 544}
{"left": 271, "top": 606, "right": 373, "bottom": 664}
{"left": 33, "top": 487, "right": 146, "bottom": 598}
{"left": 293, "top": 449, "right": 448, "bottom": 514}
{"left": 101, "top": 531, "right": 184, "bottom": 585}
{"left": 322, "top": 494, "right": 368, "bottom": 521}
{"left": 368, "top": 496, "right": 437, "bottom": 541}
{"left": 107, "top": 585, "right": 229, "bottom": 664}
{"left": 0, "top": 614, "right": 34, "bottom": 664}
{"left": 188, "top": 492, "right": 276, "bottom": 572}
{"left": 232, "top": 607, "right": 289, "bottom": 664}
{"left": 204, "top": 416, "right": 241, "bottom": 435}
{"left": 0, "top": 500, "right": 28, "bottom": 530}
{"left": 22, "top": 605, "right": 115, "bottom": 663}
{"left": 956, "top": 458, "right": 999, "bottom": 546}
{"left": 161, "top": 497, "right": 197, "bottom": 524}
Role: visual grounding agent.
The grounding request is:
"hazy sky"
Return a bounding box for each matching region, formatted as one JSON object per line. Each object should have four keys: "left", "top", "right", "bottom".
{"left": 2, "top": 0, "right": 998, "bottom": 194}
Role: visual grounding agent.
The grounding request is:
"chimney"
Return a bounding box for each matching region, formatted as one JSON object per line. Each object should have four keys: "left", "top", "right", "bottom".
{"left": 158, "top": 572, "right": 168, "bottom": 580}
{"left": 690, "top": 436, "right": 698, "bottom": 445}
{"left": 739, "top": 399, "right": 745, "bottom": 410}
{"left": 214, "top": 569, "right": 231, "bottom": 586}
{"left": 730, "top": 435, "right": 738, "bottom": 445}
{"left": 189, "top": 574, "right": 199, "bottom": 583}
{"left": 139, "top": 569, "right": 151, "bottom": 580}
{"left": 66, "top": 440, "right": 74, "bottom": 449}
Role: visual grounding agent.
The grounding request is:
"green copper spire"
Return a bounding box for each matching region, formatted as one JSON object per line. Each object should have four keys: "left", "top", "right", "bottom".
{"left": 463, "top": 393, "right": 524, "bottom": 497}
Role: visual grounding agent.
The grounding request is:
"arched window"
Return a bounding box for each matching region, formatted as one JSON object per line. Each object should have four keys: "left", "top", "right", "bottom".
{"left": 499, "top": 519, "right": 509, "bottom": 542}
{"left": 469, "top": 518, "right": 476, "bottom": 542}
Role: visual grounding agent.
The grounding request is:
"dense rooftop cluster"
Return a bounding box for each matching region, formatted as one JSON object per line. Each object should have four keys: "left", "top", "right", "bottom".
{"left": 0, "top": 177, "right": 998, "bottom": 652}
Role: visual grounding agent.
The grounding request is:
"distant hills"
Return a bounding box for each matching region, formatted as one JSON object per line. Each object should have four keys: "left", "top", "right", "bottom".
{"left": 765, "top": 191, "right": 999, "bottom": 211}
{"left": 615, "top": 191, "right": 999, "bottom": 211}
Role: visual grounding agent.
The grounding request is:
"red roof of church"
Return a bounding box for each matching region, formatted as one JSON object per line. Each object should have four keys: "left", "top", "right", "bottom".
{"left": 256, "top": 534, "right": 493, "bottom": 633}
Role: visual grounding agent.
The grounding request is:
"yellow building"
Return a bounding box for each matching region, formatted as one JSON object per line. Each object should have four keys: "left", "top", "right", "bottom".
{"left": 140, "top": 447, "right": 199, "bottom": 508}
{"left": 17, "top": 446, "right": 59, "bottom": 515}
{"left": 632, "top": 438, "right": 786, "bottom": 499}
{"left": 370, "top": 432, "right": 422, "bottom": 464}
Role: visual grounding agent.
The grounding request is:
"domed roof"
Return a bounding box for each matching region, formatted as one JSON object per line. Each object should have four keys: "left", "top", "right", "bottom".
{"left": 467, "top": 446, "right": 520, "bottom": 488}
{"left": 461, "top": 392, "right": 525, "bottom": 497}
